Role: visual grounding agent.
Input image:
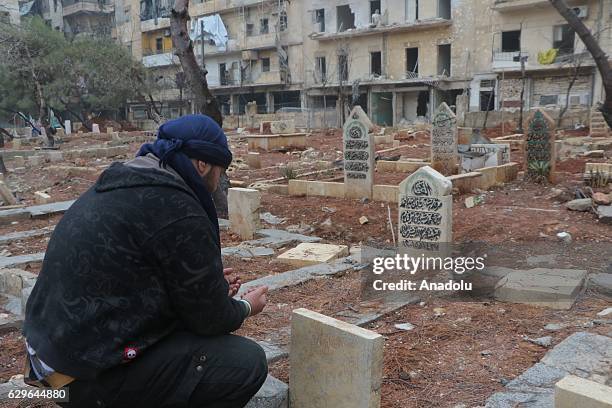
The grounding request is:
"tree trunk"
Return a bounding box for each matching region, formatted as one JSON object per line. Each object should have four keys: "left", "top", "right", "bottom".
{"left": 0, "top": 128, "right": 8, "bottom": 174}
{"left": 170, "top": 0, "right": 223, "bottom": 127}
{"left": 549, "top": 0, "right": 612, "bottom": 128}
{"left": 558, "top": 64, "right": 580, "bottom": 127}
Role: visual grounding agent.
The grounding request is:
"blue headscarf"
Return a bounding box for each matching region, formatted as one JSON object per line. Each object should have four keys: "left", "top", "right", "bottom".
{"left": 137, "top": 114, "right": 232, "bottom": 244}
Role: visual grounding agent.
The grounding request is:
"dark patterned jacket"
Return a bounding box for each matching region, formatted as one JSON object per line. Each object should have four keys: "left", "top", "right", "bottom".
{"left": 24, "top": 157, "right": 247, "bottom": 379}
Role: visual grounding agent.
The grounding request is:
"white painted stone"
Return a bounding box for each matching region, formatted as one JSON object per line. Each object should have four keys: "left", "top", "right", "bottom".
{"left": 290, "top": 308, "right": 384, "bottom": 408}
{"left": 34, "top": 191, "right": 51, "bottom": 205}
{"left": 555, "top": 375, "right": 612, "bottom": 408}
{"left": 64, "top": 120, "right": 71, "bottom": 135}
{"left": 277, "top": 243, "right": 349, "bottom": 267}
{"left": 343, "top": 117, "right": 374, "bottom": 199}
{"left": 398, "top": 166, "right": 452, "bottom": 255}
{"left": 228, "top": 188, "right": 261, "bottom": 240}
{"left": 431, "top": 102, "right": 458, "bottom": 176}
{"left": 92, "top": 123, "right": 100, "bottom": 133}
{"left": 494, "top": 268, "right": 587, "bottom": 309}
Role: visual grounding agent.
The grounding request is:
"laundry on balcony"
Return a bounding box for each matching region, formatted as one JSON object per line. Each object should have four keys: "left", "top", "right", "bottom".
{"left": 190, "top": 14, "right": 228, "bottom": 51}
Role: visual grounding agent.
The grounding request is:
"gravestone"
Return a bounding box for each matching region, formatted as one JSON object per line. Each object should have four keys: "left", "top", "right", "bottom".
{"left": 290, "top": 308, "right": 383, "bottom": 408}
{"left": 92, "top": 123, "right": 100, "bottom": 133}
{"left": 524, "top": 109, "right": 556, "bottom": 183}
{"left": 398, "top": 166, "right": 452, "bottom": 254}
{"left": 348, "top": 105, "right": 375, "bottom": 131}
{"left": 343, "top": 115, "right": 374, "bottom": 199}
{"left": 228, "top": 188, "right": 261, "bottom": 240}
{"left": 64, "top": 120, "right": 71, "bottom": 135}
{"left": 430, "top": 102, "right": 458, "bottom": 176}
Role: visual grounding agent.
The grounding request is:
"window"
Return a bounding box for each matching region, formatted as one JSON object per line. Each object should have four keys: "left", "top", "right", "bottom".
{"left": 260, "top": 18, "right": 269, "bottom": 34}
{"left": 338, "top": 54, "right": 348, "bottom": 82}
{"left": 316, "top": 56, "right": 327, "bottom": 82}
{"left": 370, "top": 0, "right": 381, "bottom": 21}
{"left": 406, "top": 47, "right": 419, "bottom": 75}
{"left": 480, "top": 91, "right": 495, "bottom": 111}
{"left": 279, "top": 11, "right": 287, "bottom": 31}
{"left": 246, "top": 23, "right": 254, "bottom": 36}
{"left": 370, "top": 51, "right": 382, "bottom": 76}
{"left": 437, "top": 44, "right": 451, "bottom": 76}
{"left": 405, "top": 0, "right": 418, "bottom": 21}
{"left": 553, "top": 24, "right": 575, "bottom": 55}
{"left": 540, "top": 95, "right": 558, "bottom": 106}
{"left": 155, "top": 37, "right": 163, "bottom": 52}
{"left": 438, "top": 0, "right": 451, "bottom": 19}
{"left": 315, "top": 8, "right": 325, "bottom": 32}
{"left": 501, "top": 30, "right": 521, "bottom": 52}
{"left": 336, "top": 5, "right": 355, "bottom": 32}
{"left": 262, "top": 58, "right": 270, "bottom": 72}
{"left": 219, "top": 63, "right": 228, "bottom": 85}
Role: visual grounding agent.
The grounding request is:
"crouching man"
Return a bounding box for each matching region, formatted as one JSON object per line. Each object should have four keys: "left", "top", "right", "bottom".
{"left": 23, "top": 114, "right": 269, "bottom": 407}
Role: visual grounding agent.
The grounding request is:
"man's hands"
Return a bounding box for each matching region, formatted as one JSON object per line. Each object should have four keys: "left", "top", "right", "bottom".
{"left": 241, "top": 286, "right": 268, "bottom": 316}
{"left": 224, "top": 268, "right": 241, "bottom": 297}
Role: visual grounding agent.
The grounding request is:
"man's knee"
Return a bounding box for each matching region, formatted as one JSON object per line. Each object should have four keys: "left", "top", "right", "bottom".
{"left": 232, "top": 336, "right": 268, "bottom": 388}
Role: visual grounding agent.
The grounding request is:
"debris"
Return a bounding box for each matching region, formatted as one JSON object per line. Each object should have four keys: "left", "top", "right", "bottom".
{"left": 565, "top": 198, "right": 592, "bottom": 212}
{"left": 522, "top": 335, "right": 552, "bottom": 348}
{"left": 596, "top": 307, "right": 612, "bottom": 317}
{"left": 548, "top": 188, "right": 573, "bottom": 203}
{"left": 588, "top": 273, "right": 612, "bottom": 296}
{"left": 544, "top": 323, "right": 566, "bottom": 331}
{"left": 260, "top": 212, "right": 286, "bottom": 225}
{"left": 556, "top": 232, "right": 572, "bottom": 243}
{"left": 359, "top": 197, "right": 370, "bottom": 204}
{"left": 319, "top": 218, "right": 333, "bottom": 228}
{"left": 0, "top": 181, "right": 17, "bottom": 206}
{"left": 359, "top": 216, "right": 369, "bottom": 225}
{"left": 592, "top": 192, "right": 611, "bottom": 206}
{"left": 394, "top": 323, "right": 415, "bottom": 331}
{"left": 433, "top": 307, "right": 446, "bottom": 317}
{"left": 286, "top": 223, "right": 312, "bottom": 234}
{"left": 34, "top": 191, "right": 51, "bottom": 205}
{"left": 582, "top": 150, "right": 604, "bottom": 158}
{"left": 321, "top": 207, "right": 336, "bottom": 214}
{"left": 596, "top": 205, "right": 612, "bottom": 224}
{"left": 480, "top": 350, "right": 492, "bottom": 356}
{"left": 465, "top": 195, "right": 484, "bottom": 208}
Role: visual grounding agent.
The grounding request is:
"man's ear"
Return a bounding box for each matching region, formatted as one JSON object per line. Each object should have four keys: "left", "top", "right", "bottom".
{"left": 197, "top": 161, "right": 212, "bottom": 177}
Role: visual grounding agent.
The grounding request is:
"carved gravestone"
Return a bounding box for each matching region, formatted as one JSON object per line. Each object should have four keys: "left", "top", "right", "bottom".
{"left": 524, "top": 109, "right": 556, "bottom": 183}
{"left": 343, "top": 114, "right": 374, "bottom": 199}
{"left": 431, "top": 102, "right": 458, "bottom": 176}
{"left": 398, "top": 166, "right": 452, "bottom": 255}
{"left": 348, "top": 105, "right": 375, "bottom": 131}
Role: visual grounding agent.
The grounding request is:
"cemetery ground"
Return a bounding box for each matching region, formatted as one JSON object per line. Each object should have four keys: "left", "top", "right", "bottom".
{"left": 0, "top": 122, "right": 610, "bottom": 408}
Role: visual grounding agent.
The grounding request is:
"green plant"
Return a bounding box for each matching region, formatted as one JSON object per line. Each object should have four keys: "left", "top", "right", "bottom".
{"left": 279, "top": 165, "right": 298, "bottom": 180}
{"left": 587, "top": 169, "right": 610, "bottom": 188}
{"left": 527, "top": 160, "right": 551, "bottom": 183}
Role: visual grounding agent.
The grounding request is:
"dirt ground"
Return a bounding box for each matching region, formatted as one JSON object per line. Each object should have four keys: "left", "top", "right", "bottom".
{"left": 0, "top": 126, "right": 610, "bottom": 408}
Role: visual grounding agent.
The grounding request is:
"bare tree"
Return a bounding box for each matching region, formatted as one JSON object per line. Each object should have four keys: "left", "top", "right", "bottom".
{"left": 557, "top": 52, "right": 586, "bottom": 127}
{"left": 549, "top": 0, "right": 612, "bottom": 128}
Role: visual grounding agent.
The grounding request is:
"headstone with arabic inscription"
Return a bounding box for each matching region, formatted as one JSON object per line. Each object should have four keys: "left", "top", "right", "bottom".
{"left": 398, "top": 166, "right": 452, "bottom": 255}
{"left": 431, "top": 102, "right": 458, "bottom": 176}
{"left": 343, "top": 113, "right": 374, "bottom": 199}
{"left": 524, "top": 109, "right": 556, "bottom": 183}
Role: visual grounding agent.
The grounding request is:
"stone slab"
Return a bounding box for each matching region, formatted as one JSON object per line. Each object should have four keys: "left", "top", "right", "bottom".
{"left": 245, "top": 375, "right": 288, "bottom": 408}
{"left": 228, "top": 188, "right": 261, "bottom": 240}
{"left": 290, "top": 308, "right": 384, "bottom": 408}
{"left": 555, "top": 375, "right": 612, "bottom": 408}
{"left": 277, "top": 243, "right": 349, "bottom": 267}
{"left": 221, "top": 246, "right": 275, "bottom": 258}
{"left": 236, "top": 257, "right": 356, "bottom": 296}
{"left": 0, "top": 227, "right": 53, "bottom": 244}
{"left": 245, "top": 229, "right": 321, "bottom": 248}
{"left": 541, "top": 331, "right": 612, "bottom": 376}
{"left": 588, "top": 273, "right": 612, "bottom": 296}
{"left": 494, "top": 268, "right": 587, "bottom": 309}
{"left": 0, "top": 253, "right": 45, "bottom": 269}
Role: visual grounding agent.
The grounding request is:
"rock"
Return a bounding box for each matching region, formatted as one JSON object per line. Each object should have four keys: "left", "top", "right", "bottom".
{"left": 565, "top": 198, "right": 592, "bottom": 212}
{"left": 544, "top": 323, "right": 567, "bottom": 331}
{"left": 481, "top": 350, "right": 492, "bottom": 356}
{"left": 549, "top": 188, "right": 573, "bottom": 203}
{"left": 433, "top": 307, "right": 446, "bottom": 317}
{"left": 245, "top": 375, "right": 288, "bottom": 408}
{"left": 596, "top": 307, "right": 612, "bottom": 317}
{"left": 556, "top": 232, "right": 572, "bottom": 243}
{"left": 523, "top": 335, "right": 553, "bottom": 348}
{"left": 588, "top": 273, "right": 612, "bottom": 296}
{"left": 582, "top": 150, "right": 605, "bottom": 158}
{"left": 321, "top": 206, "right": 336, "bottom": 213}
{"left": 319, "top": 218, "right": 333, "bottom": 228}
{"left": 596, "top": 205, "right": 612, "bottom": 224}
{"left": 34, "top": 191, "right": 51, "bottom": 205}
{"left": 394, "top": 323, "right": 415, "bottom": 331}
{"left": 260, "top": 212, "right": 286, "bottom": 225}
{"left": 465, "top": 195, "right": 484, "bottom": 208}
{"left": 592, "top": 192, "right": 611, "bottom": 206}
{"left": 359, "top": 216, "right": 369, "bottom": 225}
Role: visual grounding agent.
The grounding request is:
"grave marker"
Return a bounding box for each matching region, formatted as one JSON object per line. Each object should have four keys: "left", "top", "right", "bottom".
{"left": 524, "top": 109, "right": 556, "bottom": 183}
{"left": 343, "top": 114, "right": 374, "bottom": 199}
{"left": 228, "top": 188, "right": 261, "bottom": 240}
{"left": 398, "top": 166, "right": 452, "bottom": 254}
{"left": 431, "top": 102, "right": 458, "bottom": 176}
{"left": 290, "top": 308, "right": 383, "bottom": 408}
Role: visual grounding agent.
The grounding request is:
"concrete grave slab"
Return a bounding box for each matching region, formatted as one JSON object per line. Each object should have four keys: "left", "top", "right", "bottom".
{"left": 245, "top": 229, "right": 321, "bottom": 248}
{"left": 228, "top": 188, "right": 261, "bottom": 240}
{"left": 245, "top": 375, "right": 288, "bottom": 408}
{"left": 555, "top": 375, "right": 612, "bottom": 408}
{"left": 290, "top": 308, "right": 384, "bottom": 408}
{"left": 588, "top": 273, "right": 612, "bottom": 296}
{"left": 277, "top": 243, "right": 349, "bottom": 267}
{"left": 494, "top": 268, "right": 587, "bottom": 309}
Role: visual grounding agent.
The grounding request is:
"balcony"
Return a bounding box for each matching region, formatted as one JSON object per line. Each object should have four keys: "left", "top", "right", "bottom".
{"left": 62, "top": 0, "right": 113, "bottom": 17}
{"left": 190, "top": 0, "right": 275, "bottom": 15}
{"left": 244, "top": 32, "right": 277, "bottom": 51}
{"left": 141, "top": 17, "right": 170, "bottom": 32}
{"left": 310, "top": 18, "right": 451, "bottom": 41}
{"left": 492, "top": 50, "right": 529, "bottom": 70}
{"left": 142, "top": 49, "right": 178, "bottom": 67}
{"left": 493, "top": 0, "right": 554, "bottom": 11}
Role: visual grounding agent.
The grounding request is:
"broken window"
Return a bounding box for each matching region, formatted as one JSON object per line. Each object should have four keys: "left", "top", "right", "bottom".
{"left": 501, "top": 30, "right": 521, "bottom": 53}
{"left": 315, "top": 9, "right": 325, "bottom": 32}
{"left": 406, "top": 47, "right": 419, "bottom": 76}
{"left": 262, "top": 58, "right": 270, "bottom": 72}
{"left": 279, "top": 11, "right": 287, "bottom": 31}
{"left": 405, "top": 0, "right": 418, "bottom": 21}
{"left": 553, "top": 24, "right": 575, "bottom": 55}
{"left": 315, "top": 56, "right": 327, "bottom": 82}
{"left": 155, "top": 37, "right": 163, "bottom": 52}
{"left": 336, "top": 5, "right": 355, "bottom": 32}
{"left": 219, "top": 63, "right": 228, "bottom": 85}
{"left": 338, "top": 53, "right": 348, "bottom": 82}
{"left": 246, "top": 23, "right": 254, "bottom": 36}
{"left": 438, "top": 0, "right": 451, "bottom": 19}
{"left": 540, "top": 95, "right": 558, "bottom": 106}
{"left": 370, "top": 0, "right": 381, "bottom": 22}
{"left": 370, "top": 51, "right": 382, "bottom": 76}
{"left": 260, "top": 18, "right": 269, "bottom": 34}
{"left": 480, "top": 91, "right": 495, "bottom": 111}
{"left": 437, "top": 44, "right": 451, "bottom": 76}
